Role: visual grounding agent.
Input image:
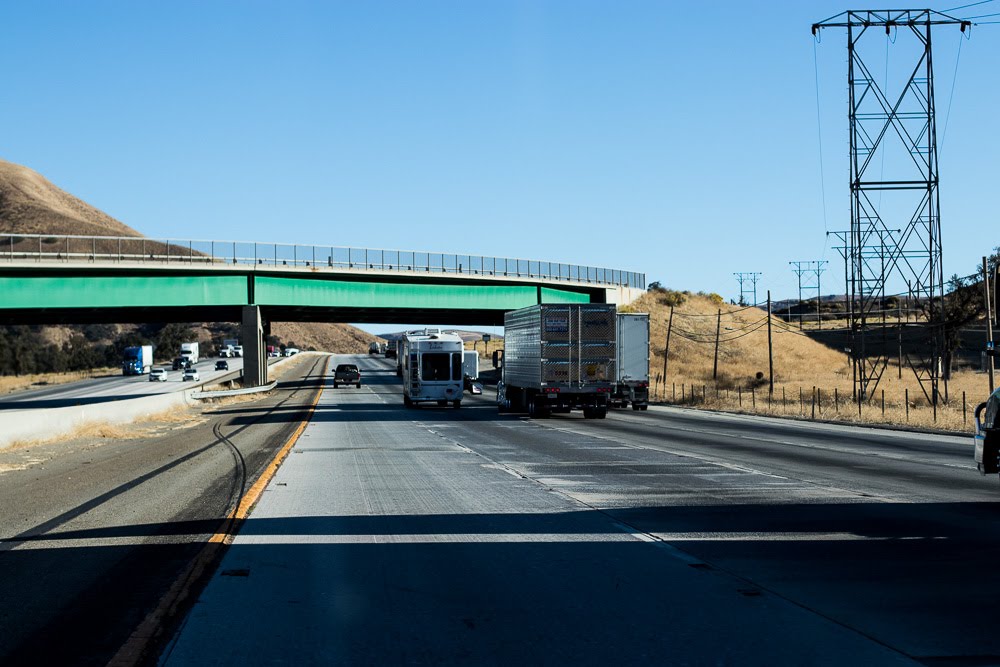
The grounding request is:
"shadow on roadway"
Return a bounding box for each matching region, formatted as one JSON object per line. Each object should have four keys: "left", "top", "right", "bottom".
{"left": 9, "top": 500, "right": 1000, "bottom": 664}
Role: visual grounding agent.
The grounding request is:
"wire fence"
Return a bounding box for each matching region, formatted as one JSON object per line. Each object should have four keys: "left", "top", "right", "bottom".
{"left": 649, "top": 379, "right": 977, "bottom": 431}
{"left": 0, "top": 233, "right": 645, "bottom": 289}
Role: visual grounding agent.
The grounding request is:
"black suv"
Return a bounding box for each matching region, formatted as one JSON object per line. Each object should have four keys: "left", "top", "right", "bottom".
{"left": 215, "top": 360, "right": 229, "bottom": 371}
{"left": 333, "top": 364, "right": 361, "bottom": 388}
{"left": 173, "top": 357, "right": 191, "bottom": 371}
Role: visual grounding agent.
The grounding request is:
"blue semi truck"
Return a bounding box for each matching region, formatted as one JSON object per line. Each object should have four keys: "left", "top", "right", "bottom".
{"left": 122, "top": 345, "right": 154, "bottom": 376}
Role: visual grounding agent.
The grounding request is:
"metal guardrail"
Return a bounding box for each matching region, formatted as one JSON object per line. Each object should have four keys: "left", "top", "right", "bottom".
{"left": 0, "top": 233, "right": 645, "bottom": 289}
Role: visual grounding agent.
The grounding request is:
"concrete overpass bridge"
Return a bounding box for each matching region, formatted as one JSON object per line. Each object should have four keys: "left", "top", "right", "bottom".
{"left": 0, "top": 234, "right": 645, "bottom": 386}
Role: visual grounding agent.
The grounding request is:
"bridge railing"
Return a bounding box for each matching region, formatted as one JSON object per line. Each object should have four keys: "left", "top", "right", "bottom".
{"left": 0, "top": 234, "right": 645, "bottom": 289}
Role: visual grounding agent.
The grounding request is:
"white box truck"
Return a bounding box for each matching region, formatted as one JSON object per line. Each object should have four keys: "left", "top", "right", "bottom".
{"left": 610, "top": 313, "right": 650, "bottom": 410}
{"left": 401, "top": 329, "right": 465, "bottom": 408}
{"left": 180, "top": 342, "right": 200, "bottom": 364}
{"left": 495, "top": 304, "right": 616, "bottom": 419}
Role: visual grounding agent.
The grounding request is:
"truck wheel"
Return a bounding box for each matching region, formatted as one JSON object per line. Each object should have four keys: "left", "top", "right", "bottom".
{"left": 583, "top": 408, "right": 596, "bottom": 419}
{"left": 597, "top": 408, "right": 608, "bottom": 419}
{"left": 453, "top": 400, "right": 461, "bottom": 409}
{"left": 333, "top": 381, "right": 338, "bottom": 388}
{"left": 437, "top": 400, "right": 448, "bottom": 407}
{"left": 404, "top": 395, "right": 412, "bottom": 407}
{"left": 356, "top": 383, "right": 361, "bottom": 388}
{"left": 632, "top": 404, "right": 641, "bottom": 411}
{"left": 640, "top": 405, "right": 648, "bottom": 411}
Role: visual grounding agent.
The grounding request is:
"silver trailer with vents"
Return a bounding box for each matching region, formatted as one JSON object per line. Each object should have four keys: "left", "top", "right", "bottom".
{"left": 609, "top": 313, "right": 650, "bottom": 410}
{"left": 495, "top": 304, "right": 615, "bottom": 419}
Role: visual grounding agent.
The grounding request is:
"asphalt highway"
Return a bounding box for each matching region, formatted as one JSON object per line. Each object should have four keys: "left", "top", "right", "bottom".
{"left": 161, "top": 354, "right": 999, "bottom": 666}
{"left": 0, "top": 354, "right": 328, "bottom": 666}
{"left": 0, "top": 356, "right": 248, "bottom": 411}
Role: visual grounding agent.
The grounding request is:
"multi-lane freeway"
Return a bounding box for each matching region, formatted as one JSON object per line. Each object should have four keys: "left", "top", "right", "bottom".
{"left": 1, "top": 353, "right": 998, "bottom": 665}
{"left": 0, "top": 356, "right": 249, "bottom": 411}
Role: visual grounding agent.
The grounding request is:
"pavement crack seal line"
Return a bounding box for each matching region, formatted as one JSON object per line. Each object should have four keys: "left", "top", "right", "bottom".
{"left": 440, "top": 418, "right": 918, "bottom": 663}
{"left": 107, "top": 354, "right": 329, "bottom": 667}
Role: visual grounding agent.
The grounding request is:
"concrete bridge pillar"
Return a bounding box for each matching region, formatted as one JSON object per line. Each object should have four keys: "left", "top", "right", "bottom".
{"left": 241, "top": 305, "right": 266, "bottom": 388}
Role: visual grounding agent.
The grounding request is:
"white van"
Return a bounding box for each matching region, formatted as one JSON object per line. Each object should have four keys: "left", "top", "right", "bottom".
{"left": 401, "top": 330, "right": 465, "bottom": 408}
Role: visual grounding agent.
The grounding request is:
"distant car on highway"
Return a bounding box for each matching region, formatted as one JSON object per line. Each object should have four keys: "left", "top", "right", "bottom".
{"left": 182, "top": 368, "right": 200, "bottom": 382}
{"left": 333, "top": 364, "right": 361, "bottom": 388}
{"left": 234, "top": 345, "right": 244, "bottom": 357}
{"left": 149, "top": 368, "right": 168, "bottom": 382}
{"left": 172, "top": 357, "right": 190, "bottom": 371}
{"left": 215, "top": 360, "right": 229, "bottom": 371}
{"left": 284, "top": 348, "right": 300, "bottom": 357}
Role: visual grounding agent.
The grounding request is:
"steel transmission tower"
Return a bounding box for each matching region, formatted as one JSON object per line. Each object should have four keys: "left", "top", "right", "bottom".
{"left": 789, "top": 261, "right": 828, "bottom": 328}
{"left": 812, "top": 10, "right": 969, "bottom": 402}
{"left": 734, "top": 272, "right": 762, "bottom": 306}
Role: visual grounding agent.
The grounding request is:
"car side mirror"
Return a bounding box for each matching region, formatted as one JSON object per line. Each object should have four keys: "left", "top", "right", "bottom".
{"left": 975, "top": 402, "right": 989, "bottom": 433}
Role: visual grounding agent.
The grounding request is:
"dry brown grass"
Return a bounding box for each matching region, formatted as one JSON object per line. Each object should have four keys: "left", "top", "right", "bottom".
{"left": 636, "top": 290, "right": 989, "bottom": 433}
{"left": 3, "top": 405, "right": 206, "bottom": 452}
{"left": 0, "top": 368, "right": 118, "bottom": 396}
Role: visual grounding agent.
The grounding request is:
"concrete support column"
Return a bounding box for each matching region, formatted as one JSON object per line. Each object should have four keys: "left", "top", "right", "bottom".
{"left": 241, "top": 305, "right": 266, "bottom": 388}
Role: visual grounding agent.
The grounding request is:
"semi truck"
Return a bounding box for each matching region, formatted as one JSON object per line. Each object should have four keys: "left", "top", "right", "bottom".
{"left": 219, "top": 338, "right": 238, "bottom": 358}
{"left": 495, "top": 304, "right": 616, "bottom": 419}
{"left": 180, "top": 342, "right": 200, "bottom": 364}
{"left": 122, "top": 345, "right": 154, "bottom": 376}
{"left": 609, "top": 313, "right": 650, "bottom": 410}
{"left": 401, "top": 329, "right": 465, "bottom": 408}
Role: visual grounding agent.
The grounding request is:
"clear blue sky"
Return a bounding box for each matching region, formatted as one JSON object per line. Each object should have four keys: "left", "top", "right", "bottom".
{"left": 2, "top": 1, "right": 998, "bottom": 315}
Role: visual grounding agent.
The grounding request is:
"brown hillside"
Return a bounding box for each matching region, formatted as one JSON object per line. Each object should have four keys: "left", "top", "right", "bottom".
{"left": 0, "top": 159, "right": 140, "bottom": 237}
{"left": 272, "top": 322, "right": 383, "bottom": 354}
{"left": 630, "top": 290, "right": 852, "bottom": 390}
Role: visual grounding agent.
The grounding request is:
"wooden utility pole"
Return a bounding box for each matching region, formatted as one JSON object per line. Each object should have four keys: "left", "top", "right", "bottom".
{"left": 663, "top": 308, "right": 674, "bottom": 383}
{"left": 897, "top": 300, "right": 903, "bottom": 379}
{"left": 985, "top": 257, "right": 995, "bottom": 393}
{"left": 712, "top": 308, "right": 721, "bottom": 380}
{"left": 767, "top": 290, "right": 774, "bottom": 395}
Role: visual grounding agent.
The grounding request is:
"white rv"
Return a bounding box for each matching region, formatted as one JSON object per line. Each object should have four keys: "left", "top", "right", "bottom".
{"left": 401, "top": 329, "right": 465, "bottom": 408}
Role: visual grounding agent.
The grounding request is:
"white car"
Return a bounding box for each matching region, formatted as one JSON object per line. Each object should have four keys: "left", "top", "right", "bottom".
{"left": 234, "top": 345, "right": 244, "bottom": 357}
{"left": 182, "top": 368, "right": 201, "bottom": 382}
{"left": 149, "top": 368, "right": 168, "bottom": 382}
{"left": 284, "top": 348, "right": 300, "bottom": 357}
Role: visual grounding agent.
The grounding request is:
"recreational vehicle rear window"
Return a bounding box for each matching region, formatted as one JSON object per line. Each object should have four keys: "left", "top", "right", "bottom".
{"left": 421, "top": 353, "right": 452, "bottom": 382}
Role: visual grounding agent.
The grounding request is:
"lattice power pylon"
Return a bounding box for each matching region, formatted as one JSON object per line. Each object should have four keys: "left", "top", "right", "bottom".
{"left": 812, "top": 10, "right": 970, "bottom": 403}
{"left": 734, "top": 272, "right": 762, "bottom": 306}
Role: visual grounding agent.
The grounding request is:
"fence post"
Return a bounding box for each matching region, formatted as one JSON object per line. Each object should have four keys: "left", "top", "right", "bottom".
{"left": 811, "top": 387, "right": 816, "bottom": 419}
{"left": 906, "top": 388, "right": 910, "bottom": 422}
{"left": 738, "top": 386, "right": 742, "bottom": 407}
{"left": 782, "top": 386, "right": 786, "bottom": 413}
{"left": 703, "top": 385, "right": 707, "bottom": 404}
{"left": 818, "top": 387, "right": 822, "bottom": 415}
{"left": 682, "top": 383, "right": 686, "bottom": 402}
{"left": 752, "top": 386, "right": 756, "bottom": 409}
{"left": 799, "top": 387, "right": 803, "bottom": 415}
{"left": 964, "top": 391, "right": 967, "bottom": 425}
{"left": 835, "top": 387, "right": 839, "bottom": 413}
{"left": 881, "top": 389, "right": 885, "bottom": 417}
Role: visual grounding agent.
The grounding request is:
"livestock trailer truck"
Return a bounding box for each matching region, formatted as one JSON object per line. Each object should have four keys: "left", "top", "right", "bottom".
{"left": 401, "top": 330, "right": 466, "bottom": 408}
{"left": 496, "top": 304, "right": 616, "bottom": 419}
{"left": 609, "top": 313, "right": 650, "bottom": 410}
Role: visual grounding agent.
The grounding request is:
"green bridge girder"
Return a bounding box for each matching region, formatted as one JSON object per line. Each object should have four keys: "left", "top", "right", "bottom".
{"left": 0, "top": 269, "right": 600, "bottom": 326}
